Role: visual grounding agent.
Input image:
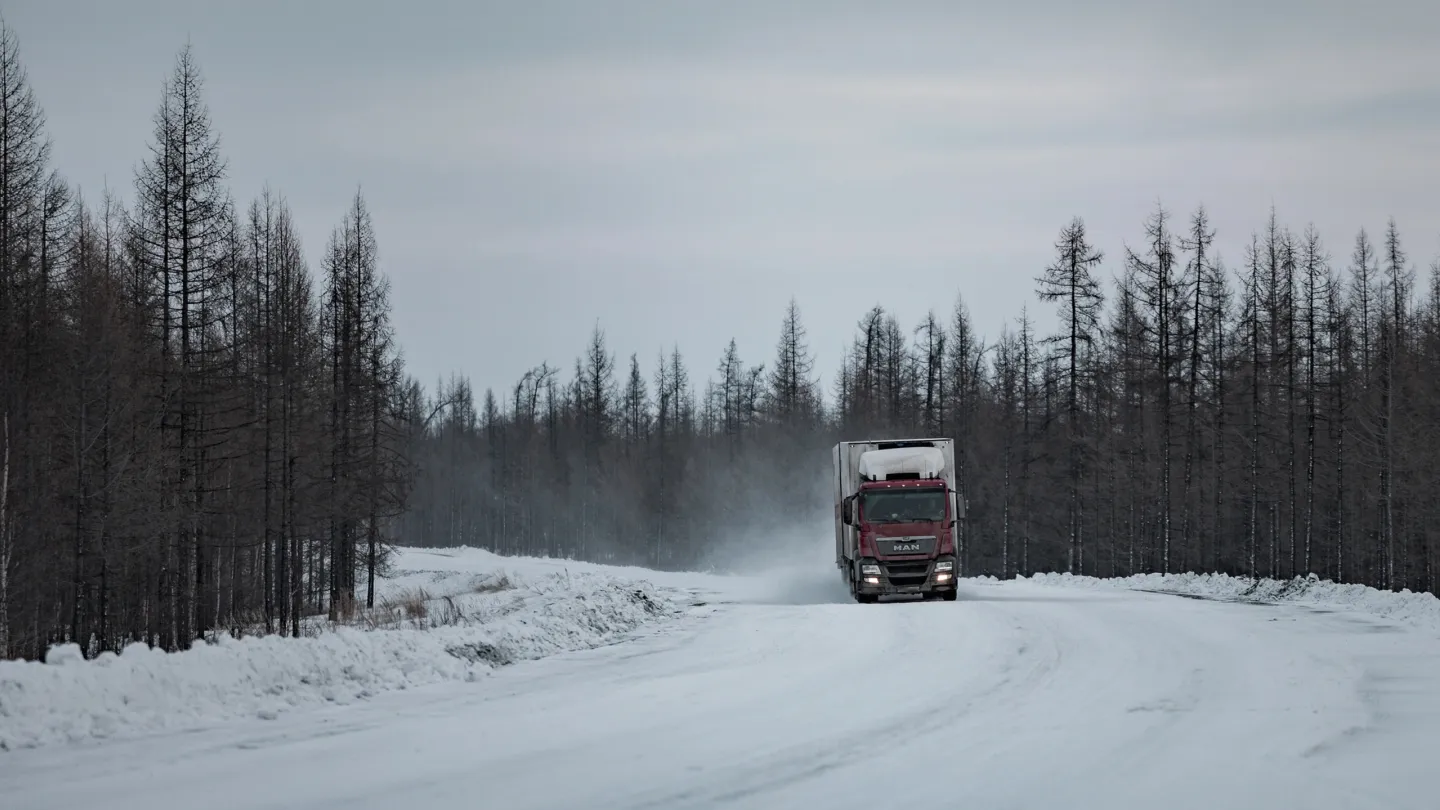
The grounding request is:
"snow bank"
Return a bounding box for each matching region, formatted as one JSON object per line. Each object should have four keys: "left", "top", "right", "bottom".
{"left": 0, "top": 562, "right": 683, "bottom": 751}
{"left": 1022, "top": 570, "right": 1440, "bottom": 632}
{"left": 380, "top": 544, "right": 740, "bottom": 592}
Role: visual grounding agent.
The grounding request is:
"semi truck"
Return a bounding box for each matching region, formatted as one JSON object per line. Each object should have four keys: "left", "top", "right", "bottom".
{"left": 833, "top": 438, "right": 963, "bottom": 603}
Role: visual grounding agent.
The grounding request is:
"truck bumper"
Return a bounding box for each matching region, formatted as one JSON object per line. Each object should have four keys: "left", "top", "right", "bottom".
{"left": 854, "top": 556, "right": 957, "bottom": 598}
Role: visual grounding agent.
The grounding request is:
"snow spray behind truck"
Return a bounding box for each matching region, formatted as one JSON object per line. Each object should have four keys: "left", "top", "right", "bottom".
{"left": 834, "top": 438, "right": 963, "bottom": 603}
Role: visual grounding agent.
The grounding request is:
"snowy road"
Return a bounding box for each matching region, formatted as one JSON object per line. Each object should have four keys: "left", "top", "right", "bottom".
{"left": 3, "top": 564, "right": 1437, "bottom": 810}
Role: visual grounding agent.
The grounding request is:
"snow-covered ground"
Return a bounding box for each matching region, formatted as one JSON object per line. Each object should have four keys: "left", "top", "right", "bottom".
{"left": 3, "top": 545, "right": 1438, "bottom": 810}
{"left": 1024, "top": 568, "right": 1440, "bottom": 630}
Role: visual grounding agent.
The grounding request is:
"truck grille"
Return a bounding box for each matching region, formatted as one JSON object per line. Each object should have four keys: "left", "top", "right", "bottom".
{"left": 875, "top": 536, "right": 937, "bottom": 557}
{"left": 883, "top": 561, "right": 932, "bottom": 587}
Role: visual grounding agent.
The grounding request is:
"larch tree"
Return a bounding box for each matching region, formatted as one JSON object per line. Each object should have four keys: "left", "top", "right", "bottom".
{"left": 129, "top": 43, "right": 232, "bottom": 647}
{"left": 1126, "top": 202, "right": 1179, "bottom": 572}
{"left": 1035, "top": 216, "right": 1104, "bottom": 574}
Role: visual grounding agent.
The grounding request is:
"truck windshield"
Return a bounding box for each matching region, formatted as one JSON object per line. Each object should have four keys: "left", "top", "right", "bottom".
{"left": 861, "top": 488, "right": 947, "bottom": 523}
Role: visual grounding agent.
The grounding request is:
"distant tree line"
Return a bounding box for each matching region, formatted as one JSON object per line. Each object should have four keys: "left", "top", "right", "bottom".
{"left": 0, "top": 25, "right": 409, "bottom": 660}
{"left": 402, "top": 207, "right": 1440, "bottom": 602}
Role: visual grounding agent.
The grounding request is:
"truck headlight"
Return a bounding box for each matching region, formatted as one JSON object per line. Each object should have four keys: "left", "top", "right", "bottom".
{"left": 861, "top": 564, "right": 881, "bottom": 576}
{"left": 934, "top": 561, "right": 953, "bottom": 572}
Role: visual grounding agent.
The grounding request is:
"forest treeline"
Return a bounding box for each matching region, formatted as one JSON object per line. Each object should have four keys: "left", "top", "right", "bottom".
{"left": 4, "top": 21, "right": 1439, "bottom": 662}
{"left": 403, "top": 207, "right": 1440, "bottom": 603}
{"left": 0, "top": 29, "right": 410, "bottom": 660}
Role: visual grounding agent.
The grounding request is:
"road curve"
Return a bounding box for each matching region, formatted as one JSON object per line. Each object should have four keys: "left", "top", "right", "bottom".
{"left": 2, "top": 572, "right": 1436, "bottom": 810}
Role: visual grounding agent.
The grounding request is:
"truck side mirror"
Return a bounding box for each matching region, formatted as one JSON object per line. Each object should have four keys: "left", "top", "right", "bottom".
{"left": 950, "top": 491, "right": 963, "bottom": 526}
{"left": 841, "top": 496, "right": 853, "bottom": 525}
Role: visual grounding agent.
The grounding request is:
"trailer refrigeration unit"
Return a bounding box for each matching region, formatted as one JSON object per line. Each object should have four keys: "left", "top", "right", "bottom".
{"left": 834, "top": 438, "right": 963, "bottom": 603}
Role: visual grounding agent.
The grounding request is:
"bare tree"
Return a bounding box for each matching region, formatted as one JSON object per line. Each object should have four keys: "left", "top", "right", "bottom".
{"left": 0, "top": 412, "right": 10, "bottom": 658}
{"left": 1126, "top": 202, "right": 1181, "bottom": 572}
{"left": 1298, "top": 224, "right": 1329, "bottom": 574}
{"left": 1036, "top": 216, "right": 1104, "bottom": 573}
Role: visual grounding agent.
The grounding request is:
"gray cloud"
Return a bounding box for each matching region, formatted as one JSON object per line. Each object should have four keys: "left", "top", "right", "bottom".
{"left": 7, "top": 0, "right": 1440, "bottom": 395}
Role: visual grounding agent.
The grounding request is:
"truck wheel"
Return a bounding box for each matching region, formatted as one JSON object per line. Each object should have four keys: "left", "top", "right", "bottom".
{"left": 940, "top": 588, "right": 958, "bottom": 601}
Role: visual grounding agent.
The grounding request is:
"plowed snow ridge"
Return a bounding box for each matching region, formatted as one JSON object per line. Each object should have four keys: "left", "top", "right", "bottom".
{"left": 0, "top": 557, "right": 688, "bottom": 751}
{"left": 1019, "top": 570, "right": 1440, "bottom": 631}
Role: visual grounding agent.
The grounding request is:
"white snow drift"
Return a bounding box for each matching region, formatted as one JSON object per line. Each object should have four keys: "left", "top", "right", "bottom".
{"left": 1021, "top": 569, "right": 1440, "bottom": 633}
{"left": 0, "top": 555, "right": 686, "bottom": 751}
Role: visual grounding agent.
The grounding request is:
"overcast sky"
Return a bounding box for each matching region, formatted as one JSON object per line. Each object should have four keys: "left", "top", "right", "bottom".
{"left": 7, "top": 0, "right": 1440, "bottom": 400}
